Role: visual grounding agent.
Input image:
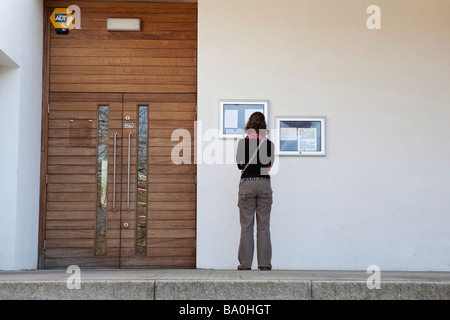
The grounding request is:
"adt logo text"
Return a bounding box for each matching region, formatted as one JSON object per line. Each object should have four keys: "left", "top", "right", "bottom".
{"left": 55, "top": 14, "right": 67, "bottom": 23}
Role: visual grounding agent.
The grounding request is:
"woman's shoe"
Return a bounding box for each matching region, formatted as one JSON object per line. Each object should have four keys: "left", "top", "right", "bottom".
{"left": 237, "top": 266, "right": 251, "bottom": 270}
{"left": 258, "top": 266, "right": 271, "bottom": 271}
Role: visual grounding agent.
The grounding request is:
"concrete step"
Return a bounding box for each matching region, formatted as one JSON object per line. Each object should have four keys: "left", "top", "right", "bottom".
{"left": 0, "top": 269, "right": 449, "bottom": 300}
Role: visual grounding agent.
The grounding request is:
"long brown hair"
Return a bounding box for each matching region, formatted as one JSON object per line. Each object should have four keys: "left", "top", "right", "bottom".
{"left": 245, "top": 112, "right": 267, "bottom": 134}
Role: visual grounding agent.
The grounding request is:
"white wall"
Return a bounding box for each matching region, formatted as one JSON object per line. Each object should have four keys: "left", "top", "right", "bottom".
{"left": 0, "top": 0, "right": 43, "bottom": 270}
{"left": 0, "top": 64, "right": 20, "bottom": 270}
{"left": 197, "top": 0, "right": 450, "bottom": 271}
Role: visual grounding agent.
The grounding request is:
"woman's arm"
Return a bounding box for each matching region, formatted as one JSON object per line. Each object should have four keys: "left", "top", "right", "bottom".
{"left": 236, "top": 139, "right": 246, "bottom": 170}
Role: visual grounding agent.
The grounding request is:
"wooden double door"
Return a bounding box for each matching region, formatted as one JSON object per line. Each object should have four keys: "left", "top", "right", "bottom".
{"left": 43, "top": 93, "right": 196, "bottom": 268}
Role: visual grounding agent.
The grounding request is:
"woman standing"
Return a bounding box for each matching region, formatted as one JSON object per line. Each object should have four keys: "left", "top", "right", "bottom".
{"left": 236, "top": 112, "right": 275, "bottom": 270}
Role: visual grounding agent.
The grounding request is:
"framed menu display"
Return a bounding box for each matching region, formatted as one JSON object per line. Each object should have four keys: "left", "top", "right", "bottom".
{"left": 276, "top": 117, "right": 326, "bottom": 156}
{"left": 219, "top": 100, "right": 269, "bottom": 139}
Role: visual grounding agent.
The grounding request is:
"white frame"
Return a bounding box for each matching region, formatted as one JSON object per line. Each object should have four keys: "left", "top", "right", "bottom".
{"left": 275, "top": 116, "right": 326, "bottom": 156}
{"left": 219, "top": 100, "right": 269, "bottom": 139}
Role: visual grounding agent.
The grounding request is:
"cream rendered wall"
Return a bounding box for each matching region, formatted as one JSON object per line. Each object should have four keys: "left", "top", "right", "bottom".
{"left": 197, "top": 0, "right": 450, "bottom": 270}
{"left": 0, "top": 0, "right": 43, "bottom": 270}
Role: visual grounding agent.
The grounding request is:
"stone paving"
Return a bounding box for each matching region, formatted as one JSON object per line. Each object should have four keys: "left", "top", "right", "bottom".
{"left": 0, "top": 269, "right": 449, "bottom": 300}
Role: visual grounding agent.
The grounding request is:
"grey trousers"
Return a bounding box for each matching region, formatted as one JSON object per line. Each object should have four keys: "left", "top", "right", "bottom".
{"left": 237, "top": 180, "right": 273, "bottom": 269}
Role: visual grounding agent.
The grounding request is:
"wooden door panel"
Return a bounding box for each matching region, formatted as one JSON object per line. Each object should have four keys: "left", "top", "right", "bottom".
{"left": 44, "top": 98, "right": 197, "bottom": 268}
{"left": 44, "top": 95, "right": 122, "bottom": 268}
{"left": 42, "top": 1, "right": 197, "bottom": 269}
{"left": 118, "top": 99, "right": 196, "bottom": 268}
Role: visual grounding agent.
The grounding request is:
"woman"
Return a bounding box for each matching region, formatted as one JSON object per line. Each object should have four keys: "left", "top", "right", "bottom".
{"left": 236, "top": 112, "right": 275, "bottom": 270}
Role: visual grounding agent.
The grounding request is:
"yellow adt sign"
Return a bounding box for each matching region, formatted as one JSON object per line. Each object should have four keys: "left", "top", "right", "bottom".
{"left": 50, "top": 8, "right": 74, "bottom": 34}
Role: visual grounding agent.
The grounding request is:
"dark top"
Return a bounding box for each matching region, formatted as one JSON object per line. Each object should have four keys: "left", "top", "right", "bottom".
{"left": 236, "top": 138, "right": 275, "bottom": 179}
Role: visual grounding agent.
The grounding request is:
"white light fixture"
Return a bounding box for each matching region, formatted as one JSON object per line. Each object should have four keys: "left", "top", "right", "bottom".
{"left": 107, "top": 18, "right": 141, "bottom": 31}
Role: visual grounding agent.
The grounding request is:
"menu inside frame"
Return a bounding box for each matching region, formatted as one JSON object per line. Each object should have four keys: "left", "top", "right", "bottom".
{"left": 219, "top": 100, "right": 269, "bottom": 139}
{"left": 277, "top": 117, "right": 326, "bottom": 156}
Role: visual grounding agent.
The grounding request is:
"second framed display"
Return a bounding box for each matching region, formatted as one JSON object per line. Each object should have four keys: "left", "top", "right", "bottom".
{"left": 276, "top": 117, "right": 326, "bottom": 156}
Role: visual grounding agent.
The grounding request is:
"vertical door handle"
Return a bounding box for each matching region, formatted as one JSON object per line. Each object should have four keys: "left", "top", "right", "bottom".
{"left": 113, "top": 132, "right": 118, "bottom": 212}
{"left": 127, "top": 132, "right": 131, "bottom": 211}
